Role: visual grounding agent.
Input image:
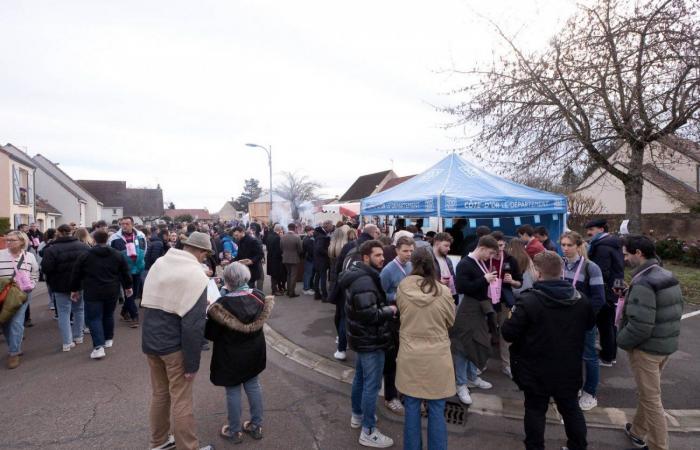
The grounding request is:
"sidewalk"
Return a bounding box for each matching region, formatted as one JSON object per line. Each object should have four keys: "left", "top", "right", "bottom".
{"left": 266, "top": 288, "right": 700, "bottom": 432}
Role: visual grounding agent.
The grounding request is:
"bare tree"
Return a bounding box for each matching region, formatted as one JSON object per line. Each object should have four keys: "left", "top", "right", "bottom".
{"left": 449, "top": 0, "right": 700, "bottom": 232}
{"left": 274, "top": 171, "right": 321, "bottom": 220}
{"left": 567, "top": 193, "right": 605, "bottom": 231}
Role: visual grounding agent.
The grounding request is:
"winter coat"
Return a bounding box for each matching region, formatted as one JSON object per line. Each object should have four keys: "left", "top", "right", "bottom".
{"left": 221, "top": 235, "right": 238, "bottom": 259}
{"left": 145, "top": 235, "right": 166, "bottom": 270}
{"left": 41, "top": 236, "right": 90, "bottom": 294}
{"left": 395, "top": 275, "right": 456, "bottom": 400}
{"left": 501, "top": 280, "right": 596, "bottom": 396}
{"left": 618, "top": 259, "right": 683, "bottom": 356}
{"left": 280, "top": 233, "right": 303, "bottom": 265}
{"left": 339, "top": 261, "right": 395, "bottom": 353}
{"left": 449, "top": 256, "right": 493, "bottom": 368}
{"left": 205, "top": 289, "right": 274, "bottom": 386}
{"left": 335, "top": 232, "right": 373, "bottom": 275}
{"left": 525, "top": 238, "right": 546, "bottom": 259}
{"left": 108, "top": 229, "right": 147, "bottom": 275}
{"left": 234, "top": 234, "right": 264, "bottom": 282}
{"left": 69, "top": 245, "right": 132, "bottom": 300}
{"left": 302, "top": 235, "right": 315, "bottom": 262}
{"left": 266, "top": 234, "right": 286, "bottom": 279}
{"left": 588, "top": 233, "right": 625, "bottom": 306}
{"left": 313, "top": 227, "right": 331, "bottom": 270}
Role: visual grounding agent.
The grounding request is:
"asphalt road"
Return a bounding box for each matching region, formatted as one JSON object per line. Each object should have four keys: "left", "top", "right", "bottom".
{"left": 1, "top": 285, "right": 698, "bottom": 450}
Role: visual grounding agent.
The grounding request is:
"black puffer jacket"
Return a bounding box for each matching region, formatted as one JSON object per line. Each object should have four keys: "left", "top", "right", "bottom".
{"left": 339, "top": 261, "right": 395, "bottom": 352}
{"left": 313, "top": 226, "right": 331, "bottom": 270}
{"left": 588, "top": 233, "right": 625, "bottom": 305}
{"left": 205, "top": 290, "right": 274, "bottom": 386}
{"left": 145, "top": 235, "right": 166, "bottom": 270}
{"left": 41, "top": 236, "right": 90, "bottom": 293}
{"left": 69, "top": 245, "right": 132, "bottom": 300}
{"left": 502, "top": 280, "right": 596, "bottom": 396}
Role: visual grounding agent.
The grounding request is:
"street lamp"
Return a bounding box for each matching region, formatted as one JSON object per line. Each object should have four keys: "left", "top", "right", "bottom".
{"left": 245, "top": 143, "right": 273, "bottom": 218}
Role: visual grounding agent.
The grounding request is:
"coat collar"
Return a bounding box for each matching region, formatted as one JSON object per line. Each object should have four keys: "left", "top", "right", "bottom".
{"left": 208, "top": 295, "right": 274, "bottom": 333}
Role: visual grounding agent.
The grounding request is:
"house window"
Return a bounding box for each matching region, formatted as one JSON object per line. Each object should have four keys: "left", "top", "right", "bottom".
{"left": 113, "top": 208, "right": 118, "bottom": 214}
{"left": 18, "top": 168, "right": 29, "bottom": 205}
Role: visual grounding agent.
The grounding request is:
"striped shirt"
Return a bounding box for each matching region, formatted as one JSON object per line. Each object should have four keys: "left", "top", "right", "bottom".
{"left": 0, "top": 249, "right": 39, "bottom": 284}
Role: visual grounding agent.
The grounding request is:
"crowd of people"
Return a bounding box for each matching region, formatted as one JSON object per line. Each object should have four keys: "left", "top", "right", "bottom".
{"left": 0, "top": 215, "right": 684, "bottom": 450}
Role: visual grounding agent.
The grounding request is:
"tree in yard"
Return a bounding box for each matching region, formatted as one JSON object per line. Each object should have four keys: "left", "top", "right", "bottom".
{"left": 448, "top": 0, "right": 700, "bottom": 232}
{"left": 167, "top": 202, "right": 176, "bottom": 210}
{"left": 232, "top": 179, "right": 263, "bottom": 213}
{"left": 274, "top": 171, "right": 321, "bottom": 221}
{"left": 174, "top": 214, "right": 194, "bottom": 223}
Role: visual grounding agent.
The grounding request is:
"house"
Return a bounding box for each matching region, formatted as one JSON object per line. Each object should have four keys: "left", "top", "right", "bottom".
{"left": 164, "top": 208, "right": 212, "bottom": 222}
{"left": 574, "top": 136, "right": 700, "bottom": 214}
{"left": 0, "top": 144, "right": 36, "bottom": 228}
{"left": 77, "top": 180, "right": 164, "bottom": 224}
{"left": 338, "top": 170, "right": 397, "bottom": 202}
{"left": 217, "top": 201, "right": 243, "bottom": 222}
{"left": 32, "top": 154, "right": 103, "bottom": 227}
{"left": 378, "top": 174, "right": 416, "bottom": 192}
{"left": 249, "top": 191, "right": 290, "bottom": 224}
{"left": 35, "top": 195, "right": 62, "bottom": 231}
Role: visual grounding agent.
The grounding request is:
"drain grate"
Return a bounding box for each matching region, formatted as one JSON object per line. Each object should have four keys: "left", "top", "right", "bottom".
{"left": 420, "top": 400, "right": 467, "bottom": 426}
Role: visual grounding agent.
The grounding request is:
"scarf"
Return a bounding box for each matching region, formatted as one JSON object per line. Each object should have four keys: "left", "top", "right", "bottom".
{"left": 140, "top": 248, "right": 209, "bottom": 317}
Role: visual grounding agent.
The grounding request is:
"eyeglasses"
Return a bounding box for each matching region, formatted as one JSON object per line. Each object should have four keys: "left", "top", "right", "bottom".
{"left": 5, "top": 239, "right": 20, "bottom": 242}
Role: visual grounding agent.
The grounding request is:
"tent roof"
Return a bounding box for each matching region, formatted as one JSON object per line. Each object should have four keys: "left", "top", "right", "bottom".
{"left": 361, "top": 153, "right": 567, "bottom": 217}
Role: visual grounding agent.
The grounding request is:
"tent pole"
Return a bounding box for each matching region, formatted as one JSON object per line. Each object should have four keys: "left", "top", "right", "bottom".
{"left": 437, "top": 195, "right": 442, "bottom": 232}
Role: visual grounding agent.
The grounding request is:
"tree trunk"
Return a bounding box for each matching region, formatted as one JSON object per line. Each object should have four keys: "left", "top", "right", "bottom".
{"left": 624, "top": 143, "right": 646, "bottom": 234}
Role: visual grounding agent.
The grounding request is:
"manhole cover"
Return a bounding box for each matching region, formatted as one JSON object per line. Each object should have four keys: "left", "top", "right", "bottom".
{"left": 421, "top": 400, "right": 467, "bottom": 426}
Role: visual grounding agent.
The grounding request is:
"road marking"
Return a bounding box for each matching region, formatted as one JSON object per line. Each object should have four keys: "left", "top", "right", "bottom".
{"left": 681, "top": 310, "right": 700, "bottom": 320}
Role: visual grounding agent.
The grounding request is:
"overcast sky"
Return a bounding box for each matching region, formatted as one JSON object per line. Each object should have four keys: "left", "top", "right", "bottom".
{"left": 1, "top": 0, "right": 576, "bottom": 211}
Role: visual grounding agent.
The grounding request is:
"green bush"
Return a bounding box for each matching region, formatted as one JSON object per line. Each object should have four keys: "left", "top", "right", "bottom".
{"left": 655, "top": 238, "right": 684, "bottom": 260}
{"left": 0, "top": 217, "right": 10, "bottom": 235}
{"left": 682, "top": 244, "right": 700, "bottom": 268}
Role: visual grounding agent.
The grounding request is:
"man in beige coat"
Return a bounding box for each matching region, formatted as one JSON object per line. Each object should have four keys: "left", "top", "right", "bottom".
{"left": 280, "top": 223, "right": 303, "bottom": 297}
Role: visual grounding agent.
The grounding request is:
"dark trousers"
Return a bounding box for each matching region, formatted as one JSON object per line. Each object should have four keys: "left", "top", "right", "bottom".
{"left": 334, "top": 300, "right": 347, "bottom": 352}
{"left": 85, "top": 299, "right": 117, "bottom": 348}
{"left": 596, "top": 304, "right": 617, "bottom": 362}
{"left": 383, "top": 338, "right": 399, "bottom": 401}
{"left": 313, "top": 266, "right": 328, "bottom": 299}
{"left": 284, "top": 263, "right": 299, "bottom": 296}
{"left": 523, "top": 391, "right": 587, "bottom": 450}
{"left": 121, "top": 274, "right": 142, "bottom": 320}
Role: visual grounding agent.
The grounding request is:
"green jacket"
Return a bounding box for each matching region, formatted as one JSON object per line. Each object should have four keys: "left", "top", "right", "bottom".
{"left": 618, "top": 259, "right": 683, "bottom": 355}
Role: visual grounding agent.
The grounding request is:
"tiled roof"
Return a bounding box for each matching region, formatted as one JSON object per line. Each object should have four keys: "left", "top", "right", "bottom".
{"left": 338, "top": 170, "right": 394, "bottom": 202}
{"left": 642, "top": 164, "right": 700, "bottom": 208}
{"left": 32, "top": 155, "right": 88, "bottom": 202}
{"left": 658, "top": 135, "right": 700, "bottom": 163}
{"left": 35, "top": 195, "right": 62, "bottom": 215}
{"left": 1, "top": 144, "right": 36, "bottom": 168}
{"left": 77, "top": 180, "right": 127, "bottom": 206}
{"left": 164, "top": 209, "right": 211, "bottom": 220}
{"left": 78, "top": 180, "right": 164, "bottom": 217}
{"left": 378, "top": 175, "right": 415, "bottom": 192}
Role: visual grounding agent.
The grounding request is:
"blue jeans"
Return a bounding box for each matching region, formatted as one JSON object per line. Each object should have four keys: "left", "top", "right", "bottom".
{"left": 2, "top": 293, "right": 31, "bottom": 355}
{"left": 351, "top": 350, "right": 385, "bottom": 432}
{"left": 337, "top": 313, "right": 347, "bottom": 353}
{"left": 54, "top": 292, "right": 84, "bottom": 346}
{"left": 225, "top": 376, "right": 263, "bottom": 433}
{"left": 122, "top": 274, "right": 142, "bottom": 320}
{"left": 452, "top": 351, "right": 479, "bottom": 386}
{"left": 84, "top": 299, "right": 117, "bottom": 348}
{"left": 303, "top": 260, "right": 314, "bottom": 291}
{"left": 404, "top": 395, "right": 447, "bottom": 450}
{"left": 582, "top": 327, "right": 599, "bottom": 397}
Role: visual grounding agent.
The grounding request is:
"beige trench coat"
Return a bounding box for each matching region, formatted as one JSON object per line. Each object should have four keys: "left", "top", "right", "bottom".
{"left": 395, "top": 275, "right": 456, "bottom": 400}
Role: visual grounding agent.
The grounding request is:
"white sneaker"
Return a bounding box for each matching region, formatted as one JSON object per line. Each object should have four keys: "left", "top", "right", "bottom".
{"left": 74, "top": 337, "right": 84, "bottom": 344}
{"left": 150, "top": 434, "right": 176, "bottom": 450}
{"left": 351, "top": 414, "right": 362, "bottom": 429}
{"left": 467, "top": 377, "right": 493, "bottom": 390}
{"left": 502, "top": 366, "right": 513, "bottom": 379}
{"left": 62, "top": 342, "right": 76, "bottom": 352}
{"left": 334, "top": 350, "right": 347, "bottom": 361}
{"left": 457, "top": 384, "right": 472, "bottom": 405}
{"left": 90, "top": 347, "right": 106, "bottom": 359}
{"left": 359, "top": 428, "right": 394, "bottom": 448}
{"left": 335, "top": 336, "right": 339, "bottom": 344}
{"left": 579, "top": 391, "right": 598, "bottom": 411}
{"left": 104, "top": 339, "right": 113, "bottom": 348}
{"left": 384, "top": 398, "right": 404, "bottom": 415}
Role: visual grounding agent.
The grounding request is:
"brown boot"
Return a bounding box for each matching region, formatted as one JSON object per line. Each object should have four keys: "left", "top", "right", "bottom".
{"left": 7, "top": 355, "right": 20, "bottom": 369}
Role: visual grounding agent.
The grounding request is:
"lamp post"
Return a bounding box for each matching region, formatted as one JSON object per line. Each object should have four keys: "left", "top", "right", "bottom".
{"left": 245, "top": 143, "right": 273, "bottom": 219}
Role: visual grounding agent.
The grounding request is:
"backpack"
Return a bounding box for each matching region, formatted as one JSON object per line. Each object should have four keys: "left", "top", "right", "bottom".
{"left": 0, "top": 276, "right": 28, "bottom": 324}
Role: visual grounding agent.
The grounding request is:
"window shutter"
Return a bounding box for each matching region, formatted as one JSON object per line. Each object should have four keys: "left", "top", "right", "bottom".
{"left": 12, "top": 165, "right": 20, "bottom": 204}
{"left": 28, "top": 171, "right": 34, "bottom": 205}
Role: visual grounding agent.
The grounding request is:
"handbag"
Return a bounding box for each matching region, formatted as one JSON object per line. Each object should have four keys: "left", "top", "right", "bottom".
{"left": 13, "top": 254, "right": 35, "bottom": 292}
{"left": 0, "top": 277, "right": 28, "bottom": 324}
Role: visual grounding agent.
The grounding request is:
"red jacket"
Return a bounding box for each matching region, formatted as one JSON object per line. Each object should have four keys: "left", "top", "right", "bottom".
{"left": 525, "top": 238, "right": 546, "bottom": 259}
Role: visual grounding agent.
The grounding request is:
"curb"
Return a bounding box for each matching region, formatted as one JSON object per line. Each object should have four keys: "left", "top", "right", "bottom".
{"left": 264, "top": 324, "right": 700, "bottom": 433}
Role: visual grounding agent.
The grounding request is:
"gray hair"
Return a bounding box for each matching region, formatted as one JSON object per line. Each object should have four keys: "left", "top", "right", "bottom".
{"left": 223, "top": 262, "right": 251, "bottom": 289}
{"left": 273, "top": 224, "right": 284, "bottom": 233}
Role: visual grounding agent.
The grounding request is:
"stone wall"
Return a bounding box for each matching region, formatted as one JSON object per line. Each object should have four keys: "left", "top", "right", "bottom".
{"left": 568, "top": 213, "right": 700, "bottom": 240}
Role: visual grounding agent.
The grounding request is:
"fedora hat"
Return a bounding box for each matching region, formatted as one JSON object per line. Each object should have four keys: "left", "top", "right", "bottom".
{"left": 182, "top": 231, "right": 213, "bottom": 253}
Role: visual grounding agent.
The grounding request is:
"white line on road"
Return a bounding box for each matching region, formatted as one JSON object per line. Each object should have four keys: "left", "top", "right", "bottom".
{"left": 681, "top": 310, "right": 700, "bottom": 320}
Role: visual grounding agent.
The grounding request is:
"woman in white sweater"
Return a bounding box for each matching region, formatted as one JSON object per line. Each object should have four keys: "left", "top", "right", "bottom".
{"left": 0, "top": 230, "right": 39, "bottom": 369}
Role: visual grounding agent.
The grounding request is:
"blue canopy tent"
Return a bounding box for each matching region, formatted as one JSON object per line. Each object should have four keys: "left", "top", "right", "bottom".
{"left": 361, "top": 153, "right": 568, "bottom": 243}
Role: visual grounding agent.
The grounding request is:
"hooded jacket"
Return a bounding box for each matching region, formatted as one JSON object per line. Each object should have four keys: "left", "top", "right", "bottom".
{"left": 313, "top": 226, "right": 331, "bottom": 269}
{"left": 41, "top": 236, "right": 90, "bottom": 294}
{"left": 339, "top": 261, "right": 395, "bottom": 352}
{"left": 618, "top": 259, "right": 683, "bottom": 355}
{"left": 395, "top": 275, "right": 456, "bottom": 400}
{"left": 69, "top": 245, "right": 132, "bottom": 300}
{"left": 501, "top": 279, "right": 595, "bottom": 396}
{"left": 205, "top": 290, "right": 274, "bottom": 386}
{"left": 588, "top": 233, "right": 625, "bottom": 305}
{"left": 108, "top": 228, "right": 147, "bottom": 275}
